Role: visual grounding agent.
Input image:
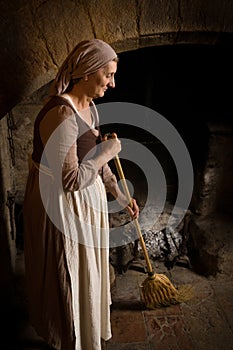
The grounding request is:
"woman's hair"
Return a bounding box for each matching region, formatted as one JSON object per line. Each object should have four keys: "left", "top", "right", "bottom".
{"left": 113, "top": 56, "right": 119, "bottom": 63}
{"left": 64, "top": 78, "right": 81, "bottom": 93}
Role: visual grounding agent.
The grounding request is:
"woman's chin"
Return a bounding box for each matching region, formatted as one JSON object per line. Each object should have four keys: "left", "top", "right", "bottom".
{"left": 98, "top": 92, "right": 105, "bottom": 98}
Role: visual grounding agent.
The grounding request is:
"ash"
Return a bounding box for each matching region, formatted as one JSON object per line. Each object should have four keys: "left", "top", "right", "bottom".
{"left": 139, "top": 227, "right": 182, "bottom": 261}
{"left": 109, "top": 204, "right": 192, "bottom": 271}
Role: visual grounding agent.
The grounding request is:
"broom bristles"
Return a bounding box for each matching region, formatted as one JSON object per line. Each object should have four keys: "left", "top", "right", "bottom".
{"left": 141, "top": 273, "right": 193, "bottom": 309}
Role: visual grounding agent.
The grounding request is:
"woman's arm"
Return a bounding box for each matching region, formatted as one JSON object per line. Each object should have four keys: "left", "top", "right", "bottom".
{"left": 40, "top": 105, "right": 99, "bottom": 191}
{"left": 40, "top": 104, "right": 121, "bottom": 192}
{"left": 102, "top": 163, "right": 139, "bottom": 219}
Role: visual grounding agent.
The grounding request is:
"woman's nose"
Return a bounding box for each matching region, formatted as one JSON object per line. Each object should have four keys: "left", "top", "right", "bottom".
{"left": 108, "top": 76, "right": 115, "bottom": 88}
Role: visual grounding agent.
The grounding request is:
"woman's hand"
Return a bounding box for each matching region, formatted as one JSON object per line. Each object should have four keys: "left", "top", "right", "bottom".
{"left": 101, "top": 133, "right": 121, "bottom": 159}
{"left": 127, "top": 198, "right": 140, "bottom": 220}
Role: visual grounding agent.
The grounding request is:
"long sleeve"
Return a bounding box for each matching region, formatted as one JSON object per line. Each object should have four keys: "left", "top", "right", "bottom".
{"left": 40, "top": 105, "right": 100, "bottom": 191}
{"left": 39, "top": 102, "right": 130, "bottom": 206}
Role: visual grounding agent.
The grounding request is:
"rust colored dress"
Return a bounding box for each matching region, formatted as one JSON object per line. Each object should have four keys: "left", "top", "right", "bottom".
{"left": 23, "top": 96, "right": 120, "bottom": 350}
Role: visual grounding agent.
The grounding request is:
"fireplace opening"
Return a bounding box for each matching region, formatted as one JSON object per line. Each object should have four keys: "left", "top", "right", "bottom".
{"left": 95, "top": 44, "right": 233, "bottom": 275}
{"left": 97, "top": 44, "right": 232, "bottom": 207}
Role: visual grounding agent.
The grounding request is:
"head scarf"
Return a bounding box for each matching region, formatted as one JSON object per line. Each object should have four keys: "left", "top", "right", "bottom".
{"left": 50, "top": 39, "right": 117, "bottom": 95}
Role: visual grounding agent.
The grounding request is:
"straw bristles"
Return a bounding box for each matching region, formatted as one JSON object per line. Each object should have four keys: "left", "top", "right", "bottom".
{"left": 141, "top": 273, "right": 193, "bottom": 309}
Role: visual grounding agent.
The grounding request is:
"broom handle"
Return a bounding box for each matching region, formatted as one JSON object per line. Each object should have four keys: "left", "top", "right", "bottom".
{"left": 114, "top": 154, "right": 154, "bottom": 275}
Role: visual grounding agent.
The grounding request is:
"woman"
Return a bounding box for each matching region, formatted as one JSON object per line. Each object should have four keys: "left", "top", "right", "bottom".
{"left": 23, "top": 38, "right": 139, "bottom": 350}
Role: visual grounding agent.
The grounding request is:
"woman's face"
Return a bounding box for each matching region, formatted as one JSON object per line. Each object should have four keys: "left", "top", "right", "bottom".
{"left": 87, "top": 60, "right": 117, "bottom": 99}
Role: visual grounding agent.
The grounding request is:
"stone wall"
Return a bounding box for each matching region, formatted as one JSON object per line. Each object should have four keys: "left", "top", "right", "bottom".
{"left": 0, "top": 117, "right": 16, "bottom": 294}
{"left": 196, "top": 123, "right": 233, "bottom": 216}
{"left": 0, "top": 83, "right": 50, "bottom": 283}
{"left": 1, "top": 0, "right": 233, "bottom": 119}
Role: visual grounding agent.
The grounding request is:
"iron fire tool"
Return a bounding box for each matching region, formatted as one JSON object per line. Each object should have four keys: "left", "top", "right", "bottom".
{"left": 103, "top": 132, "right": 192, "bottom": 308}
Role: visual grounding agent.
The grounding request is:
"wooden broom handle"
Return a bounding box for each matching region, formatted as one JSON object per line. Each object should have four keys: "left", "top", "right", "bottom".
{"left": 113, "top": 152, "right": 154, "bottom": 275}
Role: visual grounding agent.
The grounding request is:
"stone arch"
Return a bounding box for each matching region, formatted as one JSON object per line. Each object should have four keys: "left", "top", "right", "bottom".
{"left": 1, "top": 0, "right": 233, "bottom": 118}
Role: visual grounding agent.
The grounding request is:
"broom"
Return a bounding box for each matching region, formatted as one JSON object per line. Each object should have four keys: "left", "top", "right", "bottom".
{"left": 104, "top": 133, "right": 192, "bottom": 309}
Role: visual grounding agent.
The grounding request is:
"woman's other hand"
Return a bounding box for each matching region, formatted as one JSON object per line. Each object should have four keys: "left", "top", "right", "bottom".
{"left": 127, "top": 198, "right": 140, "bottom": 220}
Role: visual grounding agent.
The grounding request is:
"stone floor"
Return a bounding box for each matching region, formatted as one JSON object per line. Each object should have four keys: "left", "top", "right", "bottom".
{"left": 3, "top": 251, "right": 233, "bottom": 350}
{"left": 107, "top": 262, "right": 233, "bottom": 350}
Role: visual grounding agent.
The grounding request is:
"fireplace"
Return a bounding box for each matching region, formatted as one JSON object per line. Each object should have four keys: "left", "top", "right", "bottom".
{"left": 97, "top": 44, "right": 233, "bottom": 276}
{"left": 1, "top": 43, "right": 233, "bottom": 280}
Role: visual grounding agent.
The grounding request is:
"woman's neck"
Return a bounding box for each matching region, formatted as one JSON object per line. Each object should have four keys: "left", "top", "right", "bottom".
{"left": 61, "top": 92, "right": 94, "bottom": 127}
{"left": 63, "top": 93, "right": 89, "bottom": 110}
{"left": 66, "top": 84, "right": 93, "bottom": 111}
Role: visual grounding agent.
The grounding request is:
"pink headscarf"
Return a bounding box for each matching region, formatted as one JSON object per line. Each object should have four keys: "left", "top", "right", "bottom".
{"left": 50, "top": 39, "right": 117, "bottom": 95}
